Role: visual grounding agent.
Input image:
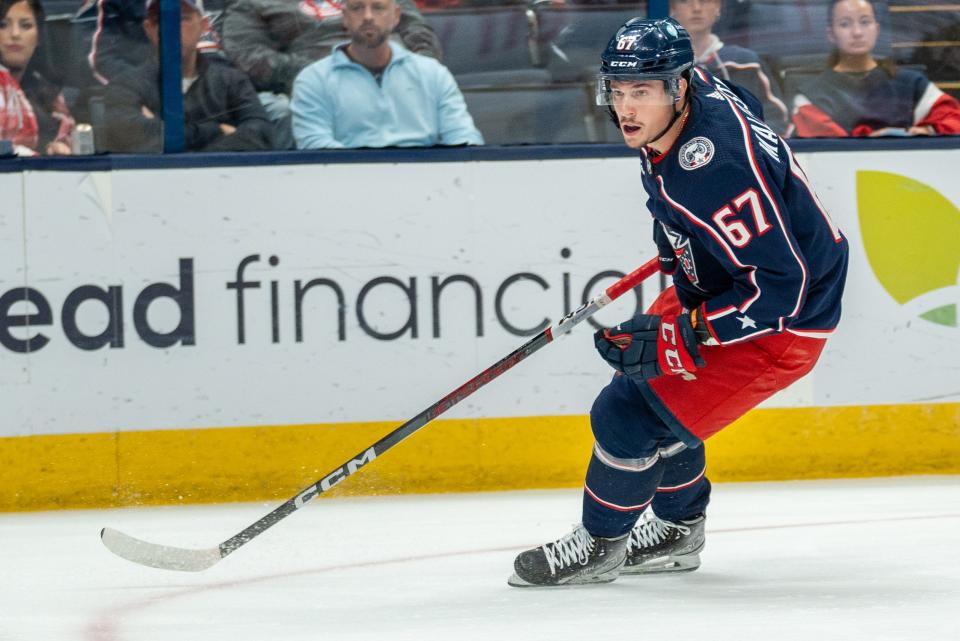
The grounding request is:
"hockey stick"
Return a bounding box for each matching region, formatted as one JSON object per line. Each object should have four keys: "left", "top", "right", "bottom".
{"left": 101, "top": 256, "right": 660, "bottom": 572}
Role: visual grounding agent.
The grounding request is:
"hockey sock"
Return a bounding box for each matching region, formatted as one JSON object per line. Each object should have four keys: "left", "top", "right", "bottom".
{"left": 584, "top": 374, "right": 680, "bottom": 538}
{"left": 651, "top": 445, "right": 711, "bottom": 522}
{"left": 582, "top": 443, "right": 665, "bottom": 538}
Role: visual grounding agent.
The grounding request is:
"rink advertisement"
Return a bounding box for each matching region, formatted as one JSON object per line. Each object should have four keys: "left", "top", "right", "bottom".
{"left": 1, "top": 151, "right": 958, "bottom": 509}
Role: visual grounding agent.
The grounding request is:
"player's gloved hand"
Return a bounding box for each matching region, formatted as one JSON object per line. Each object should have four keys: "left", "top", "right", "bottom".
{"left": 594, "top": 313, "right": 707, "bottom": 381}
{"left": 593, "top": 315, "right": 662, "bottom": 380}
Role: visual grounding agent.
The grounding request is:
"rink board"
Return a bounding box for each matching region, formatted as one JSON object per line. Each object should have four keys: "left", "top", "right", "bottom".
{"left": 1, "top": 405, "right": 959, "bottom": 510}
{"left": 1, "top": 149, "right": 958, "bottom": 510}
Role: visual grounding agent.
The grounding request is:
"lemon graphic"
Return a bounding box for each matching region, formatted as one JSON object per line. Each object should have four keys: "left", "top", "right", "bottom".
{"left": 857, "top": 171, "right": 959, "bottom": 327}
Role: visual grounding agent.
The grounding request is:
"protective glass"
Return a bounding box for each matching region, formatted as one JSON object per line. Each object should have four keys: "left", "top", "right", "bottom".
{"left": 595, "top": 76, "right": 680, "bottom": 107}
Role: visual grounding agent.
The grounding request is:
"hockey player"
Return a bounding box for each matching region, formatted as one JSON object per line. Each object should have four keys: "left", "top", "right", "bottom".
{"left": 508, "top": 17, "right": 848, "bottom": 587}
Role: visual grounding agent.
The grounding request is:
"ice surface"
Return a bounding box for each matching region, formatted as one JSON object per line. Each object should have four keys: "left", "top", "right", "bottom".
{"left": 0, "top": 476, "right": 957, "bottom": 641}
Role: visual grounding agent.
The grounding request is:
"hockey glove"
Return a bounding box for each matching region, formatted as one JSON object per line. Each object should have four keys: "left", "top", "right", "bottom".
{"left": 594, "top": 313, "right": 707, "bottom": 381}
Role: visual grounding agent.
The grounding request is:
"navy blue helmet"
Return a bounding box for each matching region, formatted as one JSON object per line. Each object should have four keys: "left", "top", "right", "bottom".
{"left": 597, "top": 17, "right": 694, "bottom": 105}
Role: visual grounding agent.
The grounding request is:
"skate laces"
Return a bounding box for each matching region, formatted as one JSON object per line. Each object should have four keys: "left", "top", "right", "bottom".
{"left": 542, "top": 526, "right": 595, "bottom": 575}
{"left": 628, "top": 515, "right": 690, "bottom": 552}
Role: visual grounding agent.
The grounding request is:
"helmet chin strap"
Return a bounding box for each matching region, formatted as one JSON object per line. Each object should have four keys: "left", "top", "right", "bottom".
{"left": 647, "top": 93, "right": 690, "bottom": 150}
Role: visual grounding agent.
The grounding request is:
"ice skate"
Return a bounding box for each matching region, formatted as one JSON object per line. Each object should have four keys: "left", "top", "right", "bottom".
{"left": 508, "top": 524, "right": 628, "bottom": 587}
{"left": 621, "top": 512, "right": 705, "bottom": 575}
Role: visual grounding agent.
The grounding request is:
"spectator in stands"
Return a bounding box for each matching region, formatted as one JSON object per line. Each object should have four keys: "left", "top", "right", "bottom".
{"left": 670, "top": 0, "right": 788, "bottom": 135}
{"left": 86, "top": 0, "right": 221, "bottom": 86}
{"left": 86, "top": 0, "right": 150, "bottom": 85}
{"left": 103, "top": 0, "right": 274, "bottom": 152}
{"left": 223, "top": 0, "right": 439, "bottom": 95}
{"left": 291, "top": 0, "right": 480, "bottom": 149}
{"left": 792, "top": 0, "right": 960, "bottom": 137}
{"left": 0, "top": 0, "right": 74, "bottom": 155}
{"left": 222, "top": 0, "right": 440, "bottom": 148}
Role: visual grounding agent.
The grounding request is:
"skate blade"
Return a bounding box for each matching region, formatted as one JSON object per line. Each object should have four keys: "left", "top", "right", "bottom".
{"left": 507, "top": 572, "right": 536, "bottom": 587}
{"left": 620, "top": 553, "right": 701, "bottom": 576}
{"left": 507, "top": 571, "right": 620, "bottom": 588}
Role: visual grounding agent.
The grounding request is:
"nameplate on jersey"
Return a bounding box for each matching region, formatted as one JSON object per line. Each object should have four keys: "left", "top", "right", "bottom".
{"left": 712, "top": 78, "right": 781, "bottom": 165}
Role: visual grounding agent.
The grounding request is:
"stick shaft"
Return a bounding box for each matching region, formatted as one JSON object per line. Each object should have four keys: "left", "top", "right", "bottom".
{"left": 217, "top": 256, "right": 659, "bottom": 558}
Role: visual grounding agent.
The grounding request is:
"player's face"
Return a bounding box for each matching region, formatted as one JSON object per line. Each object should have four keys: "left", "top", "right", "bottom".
{"left": 0, "top": 1, "right": 39, "bottom": 73}
{"left": 828, "top": 0, "right": 879, "bottom": 57}
{"left": 343, "top": 0, "right": 401, "bottom": 50}
{"left": 670, "top": 0, "right": 721, "bottom": 37}
{"left": 610, "top": 80, "right": 676, "bottom": 149}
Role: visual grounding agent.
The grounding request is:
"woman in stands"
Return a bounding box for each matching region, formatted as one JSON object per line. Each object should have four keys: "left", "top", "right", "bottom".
{"left": 0, "top": 0, "right": 73, "bottom": 154}
{"left": 792, "top": 0, "right": 960, "bottom": 137}
{"left": 670, "top": 0, "right": 789, "bottom": 135}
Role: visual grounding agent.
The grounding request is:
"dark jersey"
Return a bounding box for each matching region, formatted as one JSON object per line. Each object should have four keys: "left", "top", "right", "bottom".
{"left": 639, "top": 68, "right": 848, "bottom": 345}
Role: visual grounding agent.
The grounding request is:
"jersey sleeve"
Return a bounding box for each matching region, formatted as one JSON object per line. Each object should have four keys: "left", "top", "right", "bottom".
{"left": 656, "top": 163, "right": 809, "bottom": 345}
{"left": 791, "top": 93, "right": 849, "bottom": 137}
{"left": 914, "top": 81, "right": 960, "bottom": 134}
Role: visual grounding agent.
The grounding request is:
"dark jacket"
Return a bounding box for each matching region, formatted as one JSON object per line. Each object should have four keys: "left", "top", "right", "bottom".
{"left": 84, "top": 0, "right": 151, "bottom": 84}
{"left": 103, "top": 54, "right": 275, "bottom": 152}
{"left": 221, "top": 0, "right": 441, "bottom": 94}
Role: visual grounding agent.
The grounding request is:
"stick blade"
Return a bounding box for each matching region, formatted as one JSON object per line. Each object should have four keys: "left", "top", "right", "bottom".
{"left": 100, "top": 527, "right": 222, "bottom": 572}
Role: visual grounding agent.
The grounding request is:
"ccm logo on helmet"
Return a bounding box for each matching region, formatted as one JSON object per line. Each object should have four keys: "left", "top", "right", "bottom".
{"left": 609, "top": 60, "right": 639, "bottom": 67}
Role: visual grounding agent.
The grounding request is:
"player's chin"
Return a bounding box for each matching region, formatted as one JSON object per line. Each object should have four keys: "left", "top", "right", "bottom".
{"left": 620, "top": 124, "right": 646, "bottom": 148}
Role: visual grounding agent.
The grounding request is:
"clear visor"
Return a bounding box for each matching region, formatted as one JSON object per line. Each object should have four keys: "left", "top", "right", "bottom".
{"left": 595, "top": 76, "right": 680, "bottom": 107}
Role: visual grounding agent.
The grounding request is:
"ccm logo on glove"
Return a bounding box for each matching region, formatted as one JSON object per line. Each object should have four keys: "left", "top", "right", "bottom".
{"left": 658, "top": 316, "right": 702, "bottom": 376}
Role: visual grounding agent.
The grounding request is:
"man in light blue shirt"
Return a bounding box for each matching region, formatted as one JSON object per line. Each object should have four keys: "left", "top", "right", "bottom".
{"left": 291, "top": 0, "right": 482, "bottom": 149}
